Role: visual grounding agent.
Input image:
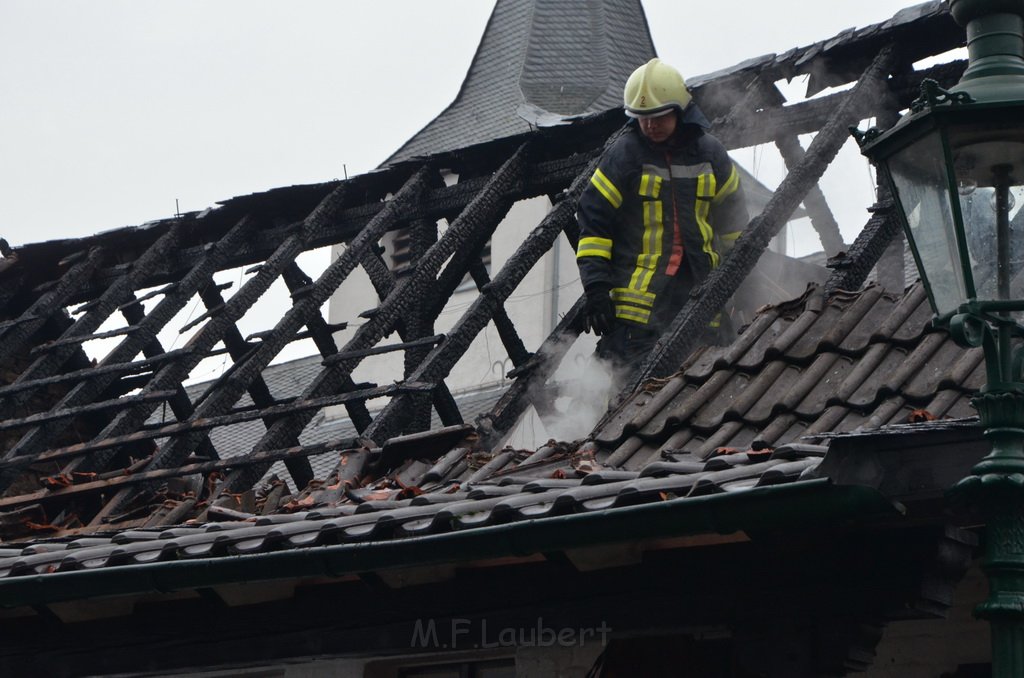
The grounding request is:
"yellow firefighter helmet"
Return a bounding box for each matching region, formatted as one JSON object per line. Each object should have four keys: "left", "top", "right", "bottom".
{"left": 623, "top": 58, "right": 693, "bottom": 118}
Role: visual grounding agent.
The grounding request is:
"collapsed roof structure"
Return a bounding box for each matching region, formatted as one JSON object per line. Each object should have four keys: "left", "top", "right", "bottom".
{"left": 0, "top": 2, "right": 993, "bottom": 675}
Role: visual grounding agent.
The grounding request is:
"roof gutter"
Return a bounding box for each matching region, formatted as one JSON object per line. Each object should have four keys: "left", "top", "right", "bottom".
{"left": 0, "top": 479, "right": 898, "bottom": 609}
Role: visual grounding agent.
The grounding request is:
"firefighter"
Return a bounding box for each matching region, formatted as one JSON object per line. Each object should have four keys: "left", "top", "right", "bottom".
{"left": 576, "top": 58, "right": 748, "bottom": 368}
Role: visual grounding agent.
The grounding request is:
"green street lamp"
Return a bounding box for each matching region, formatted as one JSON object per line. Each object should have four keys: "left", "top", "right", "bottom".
{"left": 855, "top": 1, "right": 1024, "bottom": 674}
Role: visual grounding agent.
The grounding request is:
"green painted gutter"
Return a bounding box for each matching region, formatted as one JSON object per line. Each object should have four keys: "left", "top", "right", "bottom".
{"left": 0, "top": 479, "right": 899, "bottom": 609}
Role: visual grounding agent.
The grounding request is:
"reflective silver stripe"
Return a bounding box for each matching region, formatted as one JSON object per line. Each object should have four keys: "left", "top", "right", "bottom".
{"left": 611, "top": 287, "right": 655, "bottom": 307}
{"left": 615, "top": 304, "right": 651, "bottom": 324}
{"left": 640, "top": 162, "right": 714, "bottom": 180}
{"left": 670, "top": 162, "right": 713, "bottom": 179}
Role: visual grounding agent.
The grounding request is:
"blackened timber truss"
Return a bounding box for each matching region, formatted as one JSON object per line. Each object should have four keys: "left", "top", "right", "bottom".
{"left": 0, "top": 2, "right": 969, "bottom": 536}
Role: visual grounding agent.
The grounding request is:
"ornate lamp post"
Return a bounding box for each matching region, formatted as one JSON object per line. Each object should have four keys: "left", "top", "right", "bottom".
{"left": 855, "top": 1, "right": 1024, "bottom": 674}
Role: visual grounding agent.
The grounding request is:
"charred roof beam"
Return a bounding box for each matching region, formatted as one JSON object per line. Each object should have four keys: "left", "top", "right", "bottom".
{"left": 214, "top": 146, "right": 530, "bottom": 494}
{"left": 0, "top": 247, "right": 104, "bottom": 373}
{"left": 0, "top": 217, "right": 256, "bottom": 494}
{"left": 356, "top": 240, "right": 464, "bottom": 430}
{"left": 90, "top": 166, "right": 439, "bottom": 522}
{"left": 54, "top": 152, "right": 596, "bottom": 307}
{"left": 362, "top": 144, "right": 601, "bottom": 446}
{"left": 714, "top": 60, "right": 965, "bottom": 151}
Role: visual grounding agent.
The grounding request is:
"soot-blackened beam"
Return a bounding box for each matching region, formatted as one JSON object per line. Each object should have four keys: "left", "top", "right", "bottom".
{"left": 774, "top": 134, "right": 846, "bottom": 257}
{"left": 621, "top": 44, "right": 899, "bottom": 397}
{"left": 5, "top": 381, "right": 420, "bottom": 478}
{"left": 403, "top": 217, "right": 441, "bottom": 433}
{"left": 713, "top": 61, "right": 964, "bottom": 152}
{"left": 120, "top": 295, "right": 220, "bottom": 464}
{"left": 216, "top": 147, "right": 529, "bottom": 494}
{"left": 0, "top": 437, "right": 362, "bottom": 512}
{"left": 358, "top": 242, "right": 463, "bottom": 428}
{"left": 0, "top": 226, "right": 182, "bottom": 422}
{"left": 0, "top": 247, "right": 104, "bottom": 372}
{"left": 0, "top": 218, "right": 255, "bottom": 492}
{"left": 0, "top": 390, "right": 178, "bottom": 431}
{"left": 467, "top": 259, "right": 531, "bottom": 367}
{"left": 824, "top": 104, "right": 904, "bottom": 297}
{"left": 361, "top": 151, "right": 597, "bottom": 446}
{"left": 91, "top": 168, "right": 436, "bottom": 522}
{"left": 60, "top": 154, "right": 593, "bottom": 305}
{"left": 282, "top": 262, "right": 372, "bottom": 433}
{"left": 0, "top": 349, "right": 189, "bottom": 399}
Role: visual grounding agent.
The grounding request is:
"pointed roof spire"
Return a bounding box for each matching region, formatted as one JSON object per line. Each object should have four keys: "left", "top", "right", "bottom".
{"left": 383, "top": 0, "right": 657, "bottom": 165}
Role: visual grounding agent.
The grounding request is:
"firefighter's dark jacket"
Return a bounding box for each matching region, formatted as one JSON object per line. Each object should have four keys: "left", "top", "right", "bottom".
{"left": 576, "top": 118, "right": 748, "bottom": 329}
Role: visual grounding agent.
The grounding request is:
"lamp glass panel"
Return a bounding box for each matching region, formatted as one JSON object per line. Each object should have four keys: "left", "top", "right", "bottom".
{"left": 888, "top": 130, "right": 968, "bottom": 315}
{"left": 949, "top": 122, "right": 1024, "bottom": 316}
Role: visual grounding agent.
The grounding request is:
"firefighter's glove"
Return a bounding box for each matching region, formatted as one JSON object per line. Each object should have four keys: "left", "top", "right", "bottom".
{"left": 583, "top": 284, "right": 614, "bottom": 336}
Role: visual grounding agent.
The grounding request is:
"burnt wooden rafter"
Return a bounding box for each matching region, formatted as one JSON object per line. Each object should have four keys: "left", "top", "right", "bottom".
{"left": 0, "top": 247, "right": 104, "bottom": 373}
{"left": 716, "top": 75, "right": 846, "bottom": 258}
{"left": 362, "top": 141, "right": 611, "bottom": 448}
{"left": 403, "top": 217, "right": 442, "bottom": 433}
{"left": 119, "top": 294, "right": 221, "bottom": 464}
{"left": 211, "top": 146, "right": 530, "bottom": 497}
{"left": 0, "top": 218, "right": 257, "bottom": 494}
{"left": 89, "top": 167, "right": 438, "bottom": 520}
{"left": 825, "top": 105, "right": 904, "bottom": 297}
{"left": 281, "top": 262, "right": 373, "bottom": 432}
{"left": 356, "top": 242, "right": 465, "bottom": 429}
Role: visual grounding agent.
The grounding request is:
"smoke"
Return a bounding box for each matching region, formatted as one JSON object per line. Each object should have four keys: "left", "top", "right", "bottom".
{"left": 501, "top": 332, "right": 627, "bottom": 449}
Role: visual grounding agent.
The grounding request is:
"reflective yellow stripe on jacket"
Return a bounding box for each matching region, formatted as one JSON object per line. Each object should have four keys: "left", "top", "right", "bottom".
{"left": 614, "top": 168, "right": 666, "bottom": 325}
{"left": 590, "top": 168, "right": 623, "bottom": 209}
{"left": 713, "top": 164, "right": 740, "bottom": 204}
{"left": 577, "top": 236, "right": 612, "bottom": 260}
{"left": 695, "top": 170, "right": 718, "bottom": 268}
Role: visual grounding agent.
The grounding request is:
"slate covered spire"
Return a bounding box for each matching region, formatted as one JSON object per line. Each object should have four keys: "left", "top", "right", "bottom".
{"left": 383, "top": 0, "right": 656, "bottom": 165}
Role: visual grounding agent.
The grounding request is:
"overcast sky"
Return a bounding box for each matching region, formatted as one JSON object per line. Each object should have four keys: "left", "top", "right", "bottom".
{"left": 1, "top": 0, "right": 934, "bottom": 250}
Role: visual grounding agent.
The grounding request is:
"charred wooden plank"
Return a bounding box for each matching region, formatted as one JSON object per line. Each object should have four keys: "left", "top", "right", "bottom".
{"left": 214, "top": 146, "right": 530, "bottom": 495}
{"left": 321, "top": 334, "right": 445, "bottom": 363}
{"left": 88, "top": 168, "right": 437, "bottom": 522}
{"left": 0, "top": 437, "right": 363, "bottom": 512}
{"left": 0, "top": 349, "right": 191, "bottom": 398}
{"left": 357, "top": 240, "right": 463, "bottom": 429}
{"left": 1, "top": 381, "right": 418, "bottom": 475}
{"left": 361, "top": 144, "right": 599, "bottom": 446}
{"left": 715, "top": 60, "right": 964, "bottom": 151}
{"left": 41, "top": 153, "right": 596, "bottom": 307}
{"left": 825, "top": 92, "right": 901, "bottom": 295}
{"left": 281, "top": 263, "right": 372, "bottom": 433}
{"left": 118, "top": 295, "right": 220, "bottom": 464}
{"left": 0, "top": 390, "right": 177, "bottom": 432}
{"left": 0, "top": 218, "right": 255, "bottom": 488}
{"left": 0, "top": 247, "right": 104, "bottom": 371}
{"left": 467, "top": 259, "right": 531, "bottom": 367}
{"left": 775, "top": 134, "right": 846, "bottom": 257}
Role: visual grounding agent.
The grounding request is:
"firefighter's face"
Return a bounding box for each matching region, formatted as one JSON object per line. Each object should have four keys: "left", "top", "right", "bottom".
{"left": 638, "top": 110, "right": 676, "bottom": 143}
